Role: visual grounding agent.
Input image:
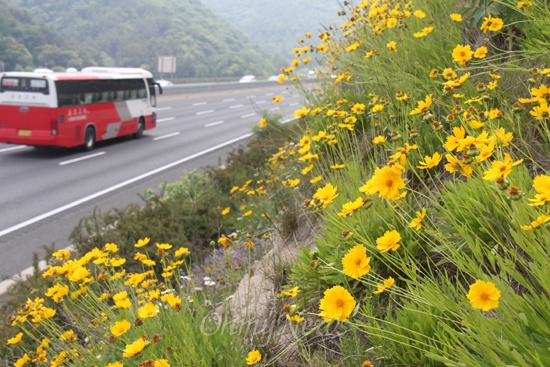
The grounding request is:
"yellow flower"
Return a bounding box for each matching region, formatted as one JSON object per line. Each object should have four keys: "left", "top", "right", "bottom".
{"left": 7, "top": 332, "right": 23, "bottom": 345}
{"left": 376, "top": 230, "right": 401, "bottom": 252}
{"left": 410, "top": 94, "right": 433, "bottom": 115}
{"left": 413, "top": 27, "right": 433, "bottom": 38}
{"left": 154, "top": 359, "right": 171, "bottom": 367}
{"left": 277, "top": 74, "right": 286, "bottom": 83}
{"left": 286, "top": 314, "right": 305, "bottom": 323}
{"left": 156, "top": 243, "right": 172, "bottom": 250}
{"left": 386, "top": 40, "right": 397, "bottom": 53}
{"left": 330, "top": 164, "right": 345, "bottom": 170}
{"left": 450, "top": 13, "right": 463, "bottom": 22}
{"left": 105, "top": 243, "right": 119, "bottom": 253}
{"left": 272, "top": 95, "right": 282, "bottom": 103}
{"left": 387, "top": 17, "right": 398, "bottom": 28}
{"left": 313, "top": 183, "right": 338, "bottom": 208}
{"left": 283, "top": 286, "right": 301, "bottom": 298}
{"left": 474, "top": 46, "right": 488, "bottom": 59}
{"left": 372, "top": 135, "right": 386, "bottom": 145}
{"left": 338, "top": 197, "right": 367, "bottom": 217}
{"left": 528, "top": 175, "right": 550, "bottom": 206}
{"left": 310, "top": 176, "right": 322, "bottom": 184}
{"left": 482, "top": 153, "right": 523, "bottom": 181}
{"left": 259, "top": 118, "right": 267, "bottom": 127}
{"left": 520, "top": 214, "right": 550, "bottom": 230}
{"left": 342, "top": 244, "right": 371, "bottom": 279}
{"left": 302, "top": 164, "right": 314, "bottom": 175}
{"left": 161, "top": 293, "right": 182, "bottom": 308}
{"left": 467, "top": 280, "right": 501, "bottom": 311}
{"left": 68, "top": 266, "right": 91, "bottom": 283}
{"left": 319, "top": 285, "right": 356, "bottom": 322}
{"left": 417, "top": 152, "right": 442, "bottom": 170}
{"left": 106, "top": 363, "right": 123, "bottom": 367}
{"left": 373, "top": 276, "right": 395, "bottom": 294}
{"left": 45, "top": 284, "right": 69, "bottom": 303}
{"left": 371, "top": 104, "right": 384, "bottom": 113}
{"left": 530, "top": 101, "right": 549, "bottom": 121}
{"left": 442, "top": 68, "right": 457, "bottom": 80}
{"left": 221, "top": 207, "right": 230, "bottom": 215}
{"left": 294, "top": 105, "right": 310, "bottom": 119}
{"left": 175, "top": 247, "right": 189, "bottom": 257}
{"left": 52, "top": 249, "right": 71, "bottom": 261}
{"left": 110, "top": 320, "right": 131, "bottom": 337}
{"left": 409, "top": 208, "right": 427, "bottom": 231}
{"left": 283, "top": 178, "right": 300, "bottom": 187}
{"left": 452, "top": 44, "right": 474, "bottom": 66}
{"left": 246, "top": 350, "right": 262, "bottom": 365}
{"left": 138, "top": 302, "right": 159, "bottom": 319}
{"left": 14, "top": 354, "right": 30, "bottom": 367}
{"left": 517, "top": 1, "right": 533, "bottom": 8}
{"left": 360, "top": 165, "right": 406, "bottom": 200}
{"left": 123, "top": 338, "right": 147, "bottom": 358}
{"left": 481, "top": 14, "right": 504, "bottom": 33}
{"left": 414, "top": 10, "right": 426, "bottom": 18}
{"left": 135, "top": 237, "right": 151, "bottom": 248}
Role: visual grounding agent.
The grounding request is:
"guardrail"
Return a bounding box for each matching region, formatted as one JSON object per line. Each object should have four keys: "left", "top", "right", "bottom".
{"left": 161, "top": 79, "right": 317, "bottom": 95}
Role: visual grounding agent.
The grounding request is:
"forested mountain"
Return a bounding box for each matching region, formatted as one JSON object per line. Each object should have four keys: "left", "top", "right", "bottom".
{"left": 0, "top": 0, "right": 106, "bottom": 72}
{"left": 5, "top": 0, "right": 281, "bottom": 78}
{"left": 200, "top": 0, "right": 342, "bottom": 61}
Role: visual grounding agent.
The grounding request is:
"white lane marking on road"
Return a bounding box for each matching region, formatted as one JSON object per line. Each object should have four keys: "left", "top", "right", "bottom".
{"left": 154, "top": 132, "right": 181, "bottom": 140}
{"left": 205, "top": 121, "right": 225, "bottom": 127}
{"left": 290, "top": 103, "right": 299, "bottom": 107}
{"left": 223, "top": 98, "right": 235, "bottom": 102}
{"left": 59, "top": 152, "right": 106, "bottom": 166}
{"left": 193, "top": 102, "right": 207, "bottom": 106}
{"left": 230, "top": 104, "right": 244, "bottom": 109}
{"left": 157, "top": 117, "right": 175, "bottom": 123}
{"left": 241, "top": 113, "right": 257, "bottom": 119}
{"left": 270, "top": 107, "right": 280, "bottom": 111}
{"left": 155, "top": 107, "right": 172, "bottom": 111}
{"left": 0, "top": 145, "right": 27, "bottom": 153}
{"left": 255, "top": 100, "right": 266, "bottom": 104}
{"left": 0, "top": 133, "right": 253, "bottom": 239}
{"left": 196, "top": 110, "right": 214, "bottom": 115}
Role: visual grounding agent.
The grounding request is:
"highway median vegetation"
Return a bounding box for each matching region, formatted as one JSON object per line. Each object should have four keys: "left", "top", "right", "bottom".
{"left": 3, "top": 0, "right": 550, "bottom": 366}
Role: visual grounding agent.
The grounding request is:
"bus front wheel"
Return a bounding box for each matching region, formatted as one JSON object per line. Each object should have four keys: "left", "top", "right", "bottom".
{"left": 134, "top": 118, "right": 145, "bottom": 139}
{"left": 83, "top": 127, "right": 96, "bottom": 151}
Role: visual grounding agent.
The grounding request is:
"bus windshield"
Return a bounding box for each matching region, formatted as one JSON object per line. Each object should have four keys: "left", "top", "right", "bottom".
{"left": 1, "top": 77, "right": 49, "bottom": 94}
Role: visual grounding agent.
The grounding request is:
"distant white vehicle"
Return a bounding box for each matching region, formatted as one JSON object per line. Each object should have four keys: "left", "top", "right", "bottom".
{"left": 308, "top": 70, "right": 317, "bottom": 78}
{"left": 239, "top": 75, "right": 256, "bottom": 83}
{"left": 267, "top": 74, "right": 284, "bottom": 82}
{"left": 156, "top": 79, "right": 174, "bottom": 87}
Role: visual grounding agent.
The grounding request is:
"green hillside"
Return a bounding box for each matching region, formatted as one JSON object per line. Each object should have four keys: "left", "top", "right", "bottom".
{"left": 6, "top": 0, "right": 279, "bottom": 78}
{"left": 200, "top": 0, "right": 342, "bottom": 61}
{"left": 0, "top": 0, "right": 106, "bottom": 71}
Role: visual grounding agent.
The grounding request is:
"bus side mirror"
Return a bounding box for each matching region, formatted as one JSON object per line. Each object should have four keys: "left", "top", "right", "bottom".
{"left": 155, "top": 83, "right": 163, "bottom": 95}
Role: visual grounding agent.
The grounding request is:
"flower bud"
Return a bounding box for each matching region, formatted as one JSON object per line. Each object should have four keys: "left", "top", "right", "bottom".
{"left": 512, "top": 102, "right": 525, "bottom": 113}
{"left": 508, "top": 186, "right": 523, "bottom": 200}
{"left": 342, "top": 230, "right": 355, "bottom": 241}
{"left": 310, "top": 259, "right": 321, "bottom": 269}
{"left": 495, "top": 177, "right": 510, "bottom": 190}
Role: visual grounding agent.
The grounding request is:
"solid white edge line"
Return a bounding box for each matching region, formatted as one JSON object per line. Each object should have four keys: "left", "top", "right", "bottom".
{"left": 229, "top": 104, "right": 244, "bottom": 109}
{"left": 0, "top": 145, "right": 28, "bottom": 153}
{"left": 59, "top": 152, "right": 106, "bottom": 166}
{"left": 196, "top": 110, "right": 214, "bottom": 115}
{"left": 205, "top": 121, "right": 225, "bottom": 127}
{"left": 0, "top": 132, "right": 253, "bottom": 239}
{"left": 193, "top": 102, "right": 207, "bottom": 106}
{"left": 153, "top": 132, "right": 181, "bottom": 141}
{"left": 241, "top": 113, "right": 257, "bottom": 119}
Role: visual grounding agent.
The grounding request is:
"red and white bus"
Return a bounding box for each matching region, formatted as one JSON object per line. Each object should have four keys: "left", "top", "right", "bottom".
{"left": 0, "top": 67, "right": 162, "bottom": 150}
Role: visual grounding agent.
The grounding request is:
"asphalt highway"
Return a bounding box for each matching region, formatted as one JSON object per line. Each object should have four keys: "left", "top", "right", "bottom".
{"left": 0, "top": 82, "right": 306, "bottom": 279}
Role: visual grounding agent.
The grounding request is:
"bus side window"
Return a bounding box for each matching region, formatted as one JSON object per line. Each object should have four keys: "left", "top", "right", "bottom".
{"left": 138, "top": 88, "right": 147, "bottom": 99}
{"left": 84, "top": 93, "right": 94, "bottom": 104}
